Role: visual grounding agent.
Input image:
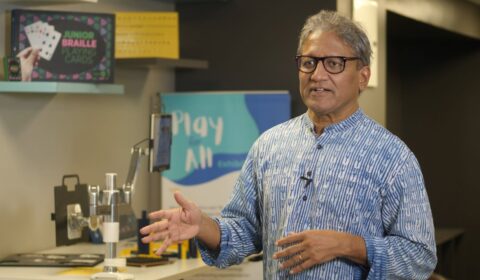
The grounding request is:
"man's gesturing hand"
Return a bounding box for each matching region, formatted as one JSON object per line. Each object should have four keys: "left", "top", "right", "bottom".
{"left": 140, "top": 191, "right": 202, "bottom": 255}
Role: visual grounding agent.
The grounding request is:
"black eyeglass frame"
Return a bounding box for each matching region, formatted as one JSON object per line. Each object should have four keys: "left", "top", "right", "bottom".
{"left": 295, "top": 55, "right": 361, "bottom": 74}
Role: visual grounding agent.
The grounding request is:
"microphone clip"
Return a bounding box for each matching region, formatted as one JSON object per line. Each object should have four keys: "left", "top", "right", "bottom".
{"left": 300, "top": 171, "right": 313, "bottom": 187}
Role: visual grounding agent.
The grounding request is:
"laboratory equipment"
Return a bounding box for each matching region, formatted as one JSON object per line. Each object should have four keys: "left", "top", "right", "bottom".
{"left": 51, "top": 113, "right": 172, "bottom": 280}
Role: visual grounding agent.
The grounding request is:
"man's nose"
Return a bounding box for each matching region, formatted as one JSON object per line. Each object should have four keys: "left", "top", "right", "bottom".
{"left": 310, "top": 61, "right": 329, "bottom": 80}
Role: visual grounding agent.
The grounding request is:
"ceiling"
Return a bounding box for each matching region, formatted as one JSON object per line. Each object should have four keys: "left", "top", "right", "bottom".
{"left": 386, "top": 0, "right": 480, "bottom": 40}
{"left": 387, "top": 10, "right": 478, "bottom": 43}
{"left": 466, "top": 0, "right": 480, "bottom": 5}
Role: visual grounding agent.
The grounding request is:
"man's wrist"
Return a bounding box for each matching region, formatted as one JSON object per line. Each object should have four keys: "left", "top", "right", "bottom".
{"left": 340, "top": 233, "right": 367, "bottom": 266}
{"left": 196, "top": 214, "right": 221, "bottom": 251}
{"left": 197, "top": 213, "right": 211, "bottom": 238}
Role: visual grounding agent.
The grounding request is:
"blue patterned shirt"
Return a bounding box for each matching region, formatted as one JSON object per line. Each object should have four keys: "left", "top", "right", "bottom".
{"left": 198, "top": 109, "right": 437, "bottom": 279}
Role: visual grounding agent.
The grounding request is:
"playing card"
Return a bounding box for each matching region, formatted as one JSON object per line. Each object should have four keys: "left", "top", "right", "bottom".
{"left": 24, "top": 21, "right": 43, "bottom": 48}
{"left": 37, "top": 22, "right": 49, "bottom": 38}
{"left": 39, "top": 29, "right": 62, "bottom": 61}
{"left": 32, "top": 21, "right": 46, "bottom": 48}
{"left": 44, "top": 24, "right": 55, "bottom": 36}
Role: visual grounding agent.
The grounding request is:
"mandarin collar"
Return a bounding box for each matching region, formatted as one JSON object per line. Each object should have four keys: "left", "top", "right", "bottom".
{"left": 301, "top": 108, "right": 364, "bottom": 135}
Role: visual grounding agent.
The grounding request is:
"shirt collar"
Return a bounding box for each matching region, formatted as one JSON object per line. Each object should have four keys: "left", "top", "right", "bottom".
{"left": 301, "top": 108, "right": 365, "bottom": 135}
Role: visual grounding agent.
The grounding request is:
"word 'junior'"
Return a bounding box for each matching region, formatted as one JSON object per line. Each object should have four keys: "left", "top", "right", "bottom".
{"left": 62, "top": 31, "right": 97, "bottom": 48}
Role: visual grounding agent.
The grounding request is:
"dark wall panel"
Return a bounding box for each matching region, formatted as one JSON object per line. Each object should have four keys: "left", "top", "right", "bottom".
{"left": 387, "top": 12, "right": 480, "bottom": 280}
{"left": 175, "top": 0, "right": 336, "bottom": 117}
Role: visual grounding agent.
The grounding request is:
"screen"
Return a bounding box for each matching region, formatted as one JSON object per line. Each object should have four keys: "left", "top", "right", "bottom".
{"left": 149, "top": 114, "right": 172, "bottom": 172}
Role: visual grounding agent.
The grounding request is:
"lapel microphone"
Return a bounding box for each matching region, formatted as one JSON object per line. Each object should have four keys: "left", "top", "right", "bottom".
{"left": 300, "top": 171, "right": 313, "bottom": 187}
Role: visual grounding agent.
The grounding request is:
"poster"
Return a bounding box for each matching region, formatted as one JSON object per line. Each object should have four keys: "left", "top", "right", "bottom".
{"left": 11, "top": 9, "right": 115, "bottom": 83}
{"left": 160, "top": 91, "right": 291, "bottom": 217}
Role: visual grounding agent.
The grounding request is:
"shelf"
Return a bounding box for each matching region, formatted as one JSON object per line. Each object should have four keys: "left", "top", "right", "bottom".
{"left": 155, "top": 0, "right": 228, "bottom": 3}
{"left": 0, "top": 0, "right": 97, "bottom": 3}
{"left": 0, "top": 82, "right": 124, "bottom": 95}
{"left": 116, "top": 57, "right": 208, "bottom": 70}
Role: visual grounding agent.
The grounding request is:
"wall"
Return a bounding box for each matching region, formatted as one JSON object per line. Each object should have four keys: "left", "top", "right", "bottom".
{"left": 387, "top": 12, "right": 480, "bottom": 279}
{"left": 341, "top": 0, "right": 387, "bottom": 126}
{"left": 175, "top": 0, "right": 336, "bottom": 118}
{"left": 0, "top": 0, "right": 174, "bottom": 258}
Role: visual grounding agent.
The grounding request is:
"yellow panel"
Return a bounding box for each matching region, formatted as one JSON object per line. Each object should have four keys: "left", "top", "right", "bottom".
{"left": 115, "top": 12, "right": 179, "bottom": 59}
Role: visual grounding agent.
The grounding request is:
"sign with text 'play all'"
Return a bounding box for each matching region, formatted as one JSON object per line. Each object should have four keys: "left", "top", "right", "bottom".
{"left": 160, "top": 91, "right": 291, "bottom": 216}
{"left": 11, "top": 9, "right": 115, "bottom": 83}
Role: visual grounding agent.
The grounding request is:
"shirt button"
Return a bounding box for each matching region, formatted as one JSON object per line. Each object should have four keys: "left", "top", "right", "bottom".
{"left": 302, "top": 195, "right": 307, "bottom": 201}
{"left": 317, "top": 144, "right": 323, "bottom": 149}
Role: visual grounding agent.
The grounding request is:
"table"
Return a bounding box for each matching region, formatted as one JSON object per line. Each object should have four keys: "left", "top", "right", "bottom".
{"left": 435, "top": 227, "right": 464, "bottom": 279}
{"left": 0, "top": 241, "right": 212, "bottom": 280}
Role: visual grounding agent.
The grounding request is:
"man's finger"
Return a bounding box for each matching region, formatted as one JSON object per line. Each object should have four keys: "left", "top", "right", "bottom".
{"left": 139, "top": 223, "right": 155, "bottom": 235}
{"left": 276, "top": 232, "right": 302, "bottom": 246}
{"left": 142, "top": 230, "right": 169, "bottom": 243}
{"left": 155, "top": 238, "right": 172, "bottom": 256}
{"left": 140, "top": 220, "right": 168, "bottom": 235}
{"left": 173, "top": 191, "right": 193, "bottom": 210}
{"left": 279, "top": 253, "right": 305, "bottom": 270}
{"left": 289, "top": 258, "right": 314, "bottom": 274}
{"left": 148, "top": 209, "right": 171, "bottom": 220}
{"left": 273, "top": 243, "right": 303, "bottom": 259}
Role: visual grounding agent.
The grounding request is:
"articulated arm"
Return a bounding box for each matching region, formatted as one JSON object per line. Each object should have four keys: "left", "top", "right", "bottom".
{"left": 122, "top": 145, "right": 149, "bottom": 204}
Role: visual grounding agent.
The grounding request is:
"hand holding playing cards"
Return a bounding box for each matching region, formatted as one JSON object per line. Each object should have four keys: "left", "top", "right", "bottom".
{"left": 17, "top": 47, "right": 40, "bottom": 81}
{"left": 24, "top": 21, "right": 62, "bottom": 62}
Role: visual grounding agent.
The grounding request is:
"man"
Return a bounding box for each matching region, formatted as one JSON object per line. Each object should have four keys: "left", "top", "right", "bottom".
{"left": 141, "top": 10, "right": 437, "bottom": 279}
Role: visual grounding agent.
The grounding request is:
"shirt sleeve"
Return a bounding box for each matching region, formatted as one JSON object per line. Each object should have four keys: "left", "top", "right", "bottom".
{"left": 364, "top": 152, "right": 437, "bottom": 279}
{"left": 197, "top": 144, "right": 263, "bottom": 268}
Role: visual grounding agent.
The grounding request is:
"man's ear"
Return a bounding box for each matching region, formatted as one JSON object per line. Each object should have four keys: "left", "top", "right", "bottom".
{"left": 358, "top": 66, "right": 371, "bottom": 92}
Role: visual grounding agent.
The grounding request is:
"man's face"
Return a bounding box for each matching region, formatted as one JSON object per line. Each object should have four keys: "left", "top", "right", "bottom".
{"left": 298, "top": 31, "right": 370, "bottom": 121}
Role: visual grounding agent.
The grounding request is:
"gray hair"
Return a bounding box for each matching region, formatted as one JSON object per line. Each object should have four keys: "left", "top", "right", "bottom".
{"left": 297, "top": 10, "right": 372, "bottom": 67}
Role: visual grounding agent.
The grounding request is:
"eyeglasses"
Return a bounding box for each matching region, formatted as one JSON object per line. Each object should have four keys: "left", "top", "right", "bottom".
{"left": 295, "top": 55, "right": 360, "bottom": 74}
